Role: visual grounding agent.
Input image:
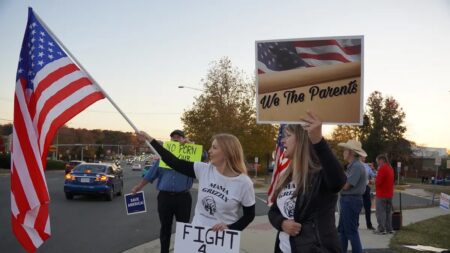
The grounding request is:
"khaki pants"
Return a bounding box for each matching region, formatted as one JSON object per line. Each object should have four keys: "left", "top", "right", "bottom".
{"left": 375, "top": 198, "right": 393, "bottom": 232}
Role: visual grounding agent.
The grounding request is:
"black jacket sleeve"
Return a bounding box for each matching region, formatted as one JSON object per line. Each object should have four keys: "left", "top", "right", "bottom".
{"left": 268, "top": 202, "right": 286, "bottom": 231}
{"left": 228, "top": 204, "right": 255, "bottom": 231}
{"left": 150, "top": 139, "right": 196, "bottom": 178}
{"left": 313, "top": 138, "right": 346, "bottom": 193}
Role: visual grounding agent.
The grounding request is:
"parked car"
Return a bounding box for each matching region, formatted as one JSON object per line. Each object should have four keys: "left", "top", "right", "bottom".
{"left": 64, "top": 163, "right": 123, "bottom": 201}
{"left": 65, "top": 160, "right": 85, "bottom": 174}
{"left": 132, "top": 163, "right": 142, "bottom": 171}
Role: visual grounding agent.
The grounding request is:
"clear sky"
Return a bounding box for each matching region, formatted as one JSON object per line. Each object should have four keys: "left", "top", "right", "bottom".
{"left": 1, "top": 0, "right": 449, "bottom": 148}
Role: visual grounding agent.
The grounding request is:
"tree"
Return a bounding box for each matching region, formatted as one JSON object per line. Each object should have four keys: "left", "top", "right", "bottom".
{"left": 331, "top": 91, "right": 411, "bottom": 163}
{"left": 181, "top": 57, "right": 277, "bottom": 171}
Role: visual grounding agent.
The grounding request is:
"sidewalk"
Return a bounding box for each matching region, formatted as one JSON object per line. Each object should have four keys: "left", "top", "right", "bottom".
{"left": 122, "top": 180, "right": 448, "bottom": 252}
{"left": 123, "top": 204, "right": 448, "bottom": 252}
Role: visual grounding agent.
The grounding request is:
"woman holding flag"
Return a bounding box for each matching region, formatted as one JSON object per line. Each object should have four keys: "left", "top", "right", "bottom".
{"left": 136, "top": 131, "right": 255, "bottom": 232}
{"left": 268, "top": 111, "right": 346, "bottom": 253}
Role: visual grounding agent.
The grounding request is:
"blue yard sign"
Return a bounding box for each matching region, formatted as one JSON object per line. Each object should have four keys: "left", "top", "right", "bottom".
{"left": 124, "top": 191, "right": 147, "bottom": 215}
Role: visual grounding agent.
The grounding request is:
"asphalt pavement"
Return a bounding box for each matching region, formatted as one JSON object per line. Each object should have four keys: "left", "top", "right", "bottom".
{"left": 0, "top": 162, "right": 176, "bottom": 253}
{"left": 1, "top": 165, "right": 446, "bottom": 253}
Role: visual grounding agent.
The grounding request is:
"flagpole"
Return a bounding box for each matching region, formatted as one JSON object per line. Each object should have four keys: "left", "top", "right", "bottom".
{"left": 32, "top": 9, "right": 159, "bottom": 157}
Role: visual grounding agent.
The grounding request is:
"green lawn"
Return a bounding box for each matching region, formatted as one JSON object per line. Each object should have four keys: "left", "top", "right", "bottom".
{"left": 390, "top": 214, "right": 450, "bottom": 253}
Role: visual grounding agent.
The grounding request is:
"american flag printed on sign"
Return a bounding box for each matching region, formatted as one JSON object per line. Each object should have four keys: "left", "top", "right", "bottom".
{"left": 11, "top": 8, "right": 104, "bottom": 252}
{"left": 257, "top": 39, "right": 361, "bottom": 74}
{"left": 267, "top": 125, "right": 290, "bottom": 206}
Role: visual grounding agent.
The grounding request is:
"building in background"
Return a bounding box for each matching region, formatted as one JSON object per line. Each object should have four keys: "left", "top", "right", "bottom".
{"left": 411, "top": 146, "right": 449, "bottom": 179}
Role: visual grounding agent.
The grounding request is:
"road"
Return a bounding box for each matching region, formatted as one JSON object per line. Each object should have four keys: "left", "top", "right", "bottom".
{"left": 1, "top": 162, "right": 170, "bottom": 253}
{"left": 0, "top": 162, "right": 432, "bottom": 253}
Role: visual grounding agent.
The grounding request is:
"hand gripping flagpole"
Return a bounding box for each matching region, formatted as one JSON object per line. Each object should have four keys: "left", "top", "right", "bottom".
{"left": 32, "top": 9, "right": 160, "bottom": 157}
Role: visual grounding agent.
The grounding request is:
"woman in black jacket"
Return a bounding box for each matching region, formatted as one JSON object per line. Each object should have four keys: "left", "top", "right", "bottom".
{"left": 268, "top": 112, "right": 346, "bottom": 253}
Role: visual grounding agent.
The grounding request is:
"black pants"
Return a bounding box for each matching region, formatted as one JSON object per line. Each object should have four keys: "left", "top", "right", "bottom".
{"left": 157, "top": 191, "right": 192, "bottom": 253}
{"left": 362, "top": 185, "right": 373, "bottom": 228}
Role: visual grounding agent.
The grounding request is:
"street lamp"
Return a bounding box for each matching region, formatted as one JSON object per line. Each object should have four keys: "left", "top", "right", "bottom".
{"left": 178, "top": 85, "right": 204, "bottom": 92}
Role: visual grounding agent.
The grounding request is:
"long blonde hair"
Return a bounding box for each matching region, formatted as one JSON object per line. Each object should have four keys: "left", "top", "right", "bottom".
{"left": 212, "top": 134, "right": 247, "bottom": 175}
{"left": 272, "top": 125, "right": 321, "bottom": 201}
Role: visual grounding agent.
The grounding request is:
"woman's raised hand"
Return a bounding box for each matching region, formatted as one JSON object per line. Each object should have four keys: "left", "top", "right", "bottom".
{"left": 300, "top": 110, "right": 323, "bottom": 144}
{"left": 136, "top": 130, "right": 154, "bottom": 142}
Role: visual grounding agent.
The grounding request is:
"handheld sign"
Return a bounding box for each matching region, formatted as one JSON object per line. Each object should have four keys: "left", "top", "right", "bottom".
{"left": 256, "top": 35, "right": 364, "bottom": 125}
{"left": 160, "top": 141, "right": 203, "bottom": 169}
{"left": 174, "top": 222, "right": 240, "bottom": 253}
{"left": 124, "top": 191, "right": 146, "bottom": 215}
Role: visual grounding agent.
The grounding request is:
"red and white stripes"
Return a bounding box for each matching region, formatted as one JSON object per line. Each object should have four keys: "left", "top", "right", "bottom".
{"left": 11, "top": 56, "right": 104, "bottom": 252}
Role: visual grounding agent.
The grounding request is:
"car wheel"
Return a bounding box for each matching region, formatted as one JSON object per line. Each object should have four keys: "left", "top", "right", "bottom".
{"left": 65, "top": 192, "right": 74, "bottom": 200}
{"left": 116, "top": 182, "right": 123, "bottom": 196}
{"left": 105, "top": 187, "right": 114, "bottom": 201}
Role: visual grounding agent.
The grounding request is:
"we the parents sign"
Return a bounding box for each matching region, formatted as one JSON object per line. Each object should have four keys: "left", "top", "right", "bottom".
{"left": 159, "top": 141, "right": 203, "bottom": 169}
{"left": 174, "top": 222, "right": 240, "bottom": 253}
{"left": 256, "top": 36, "right": 364, "bottom": 124}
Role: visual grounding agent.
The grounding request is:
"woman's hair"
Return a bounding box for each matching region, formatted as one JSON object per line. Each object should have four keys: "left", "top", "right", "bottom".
{"left": 212, "top": 133, "right": 247, "bottom": 175}
{"left": 272, "top": 124, "right": 321, "bottom": 202}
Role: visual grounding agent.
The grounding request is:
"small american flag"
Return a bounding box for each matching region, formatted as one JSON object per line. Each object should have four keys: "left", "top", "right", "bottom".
{"left": 11, "top": 8, "right": 104, "bottom": 252}
{"left": 267, "top": 125, "right": 290, "bottom": 206}
{"left": 257, "top": 38, "right": 361, "bottom": 74}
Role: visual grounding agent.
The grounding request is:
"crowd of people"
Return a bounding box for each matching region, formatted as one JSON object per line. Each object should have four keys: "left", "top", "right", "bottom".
{"left": 131, "top": 112, "right": 396, "bottom": 253}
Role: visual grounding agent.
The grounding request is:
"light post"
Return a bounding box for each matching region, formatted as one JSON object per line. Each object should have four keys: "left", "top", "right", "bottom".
{"left": 178, "top": 85, "right": 204, "bottom": 92}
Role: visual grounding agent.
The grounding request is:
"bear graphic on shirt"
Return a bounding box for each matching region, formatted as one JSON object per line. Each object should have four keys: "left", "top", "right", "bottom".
{"left": 202, "top": 196, "right": 217, "bottom": 215}
{"left": 284, "top": 198, "right": 295, "bottom": 217}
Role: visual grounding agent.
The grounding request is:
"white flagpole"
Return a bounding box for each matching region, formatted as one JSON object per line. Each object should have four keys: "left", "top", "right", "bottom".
{"left": 32, "top": 9, "right": 159, "bottom": 157}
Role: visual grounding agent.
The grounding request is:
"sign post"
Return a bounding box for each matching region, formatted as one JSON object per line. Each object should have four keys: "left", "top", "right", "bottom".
{"left": 254, "top": 157, "right": 259, "bottom": 178}
{"left": 397, "top": 162, "right": 401, "bottom": 185}
{"left": 434, "top": 155, "right": 441, "bottom": 185}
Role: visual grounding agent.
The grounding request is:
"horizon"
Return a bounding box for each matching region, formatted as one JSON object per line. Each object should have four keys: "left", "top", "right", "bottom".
{"left": 1, "top": 0, "right": 449, "bottom": 149}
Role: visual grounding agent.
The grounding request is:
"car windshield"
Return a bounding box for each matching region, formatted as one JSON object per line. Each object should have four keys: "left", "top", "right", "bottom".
{"left": 72, "top": 164, "right": 106, "bottom": 174}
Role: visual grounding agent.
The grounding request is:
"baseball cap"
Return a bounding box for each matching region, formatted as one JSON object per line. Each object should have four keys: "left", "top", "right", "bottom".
{"left": 170, "top": 130, "right": 185, "bottom": 138}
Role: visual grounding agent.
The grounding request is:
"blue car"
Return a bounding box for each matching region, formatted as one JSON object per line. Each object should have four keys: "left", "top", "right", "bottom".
{"left": 64, "top": 163, "right": 123, "bottom": 201}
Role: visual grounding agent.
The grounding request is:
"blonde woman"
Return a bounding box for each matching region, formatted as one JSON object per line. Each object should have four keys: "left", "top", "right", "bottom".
{"left": 268, "top": 112, "right": 346, "bottom": 253}
{"left": 137, "top": 131, "right": 255, "bottom": 232}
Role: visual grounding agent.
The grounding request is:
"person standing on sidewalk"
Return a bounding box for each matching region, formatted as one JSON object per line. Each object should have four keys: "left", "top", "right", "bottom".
{"left": 337, "top": 140, "right": 367, "bottom": 253}
{"left": 374, "top": 154, "right": 395, "bottom": 234}
{"left": 268, "top": 112, "right": 346, "bottom": 253}
{"left": 132, "top": 130, "right": 193, "bottom": 253}
{"left": 361, "top": 156, "right": 376, "bottom": 230}
{"left": 136, "top": 130, "right": 256, "bottom": 232}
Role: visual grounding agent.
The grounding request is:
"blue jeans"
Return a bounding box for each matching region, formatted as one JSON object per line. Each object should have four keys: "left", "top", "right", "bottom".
{"left": 338, "top": 195, "right": 363, "bottom": 253}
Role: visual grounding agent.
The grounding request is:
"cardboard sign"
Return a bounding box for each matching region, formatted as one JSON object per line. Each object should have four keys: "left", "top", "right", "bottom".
{"left": 124, "top": 191, "right": 146, "bottom": 215}
{"left": 256, "top": 36, "right": 364, "bottom": 124}
{"left": 440, "top": 193, "right": 449, "bottom": 210}
{"left": 160, "top": 141, "right": 203, "bottom": 169}
{"left": 174, "top": 222, "right": 240, "bottom": 253}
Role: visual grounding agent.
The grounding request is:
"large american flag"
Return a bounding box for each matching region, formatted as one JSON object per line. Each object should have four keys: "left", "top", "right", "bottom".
{"left": 11, "top": 8, "right": 104, "bottom": 252}
{"left": 257, "top": 38, "right": 361, "bottom": 74}
{"left": 267, "top": 125, "right": 290, "bottom": 206}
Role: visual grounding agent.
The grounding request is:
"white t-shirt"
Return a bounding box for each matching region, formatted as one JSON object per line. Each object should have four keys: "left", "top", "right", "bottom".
{"left": 276, "top": 181, "right": 296, "bottom": 253}
{"left": 192, "top": 162, "right": 256, "bottom": 228}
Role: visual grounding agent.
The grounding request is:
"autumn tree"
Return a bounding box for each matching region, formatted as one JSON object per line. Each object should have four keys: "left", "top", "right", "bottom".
{"left": 331, "top": 91, "right": 411, "bottom": 163}
{"left": 181, "top": 58, "right": 277, "bottom": 171}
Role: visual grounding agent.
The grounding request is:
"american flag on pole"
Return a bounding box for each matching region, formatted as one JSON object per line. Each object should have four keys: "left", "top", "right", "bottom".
{"left": 11, "top": 8, "right": 104, "bottom": 252}
{"left": 257, "top": 39, "right": 361, "bottom": 74}
{"left": 267, "top": 125, "right": 290, "bottom": 206}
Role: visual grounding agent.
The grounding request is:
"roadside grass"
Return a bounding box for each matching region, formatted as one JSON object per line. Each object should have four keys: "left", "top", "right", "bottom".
{"left": 389, "top": 214, "right": 450, "bottom": 253}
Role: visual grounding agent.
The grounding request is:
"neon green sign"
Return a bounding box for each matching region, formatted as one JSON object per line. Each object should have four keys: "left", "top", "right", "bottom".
{"left": 159, "top": 141, "right": 203, "bottom": 169}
